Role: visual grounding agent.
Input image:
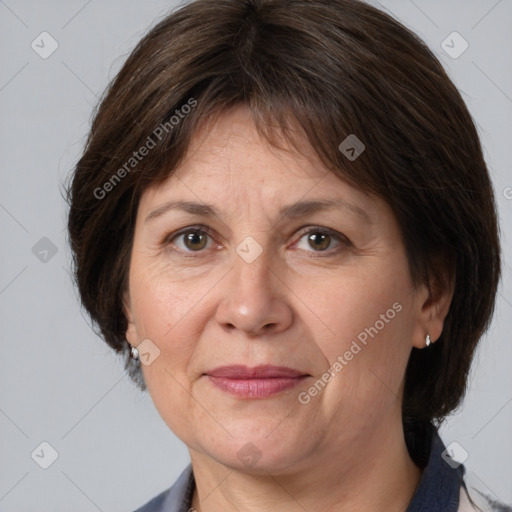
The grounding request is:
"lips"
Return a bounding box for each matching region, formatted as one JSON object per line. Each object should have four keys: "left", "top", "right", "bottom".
{"left": 205, "top": 365, "right": 309, "bottom": 399}
{"left": 206, "top": 365, "right": 306, "bottom": 378}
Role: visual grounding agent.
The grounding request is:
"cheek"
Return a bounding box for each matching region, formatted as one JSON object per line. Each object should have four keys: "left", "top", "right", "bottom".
{"left": 305, "top": 266, "right": 415, "bottom": 411}
{"left": 129, "top": 263, "right": 204, "bottom": 339}
{"left": 304, "top": 269, "right": 410, "bottom": 357}
{"left": 131, "top": 271, "right": 206, "bottom": 440}
{"left": 140, "top": 364, "right": 200, "bottom": 449}
{"left": 128, "top": 272, "right": 203, "bottom": 398}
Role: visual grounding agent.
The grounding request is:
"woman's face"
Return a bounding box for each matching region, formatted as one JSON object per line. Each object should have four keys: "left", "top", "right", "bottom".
{"left": 124, "top": 106, "right": 435, "bottom": 473}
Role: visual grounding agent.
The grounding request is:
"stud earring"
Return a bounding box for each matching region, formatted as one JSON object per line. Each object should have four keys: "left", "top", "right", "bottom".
{"left": 425, "top": 334, "right": 431, "bottom": 347}
{"left": 130, "top": 346, "right": 139, "bottom": 360}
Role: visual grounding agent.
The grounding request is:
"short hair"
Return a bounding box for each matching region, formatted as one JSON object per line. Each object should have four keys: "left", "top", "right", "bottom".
{"left": 66, "top": 0, "right": 501, "bottom": 424}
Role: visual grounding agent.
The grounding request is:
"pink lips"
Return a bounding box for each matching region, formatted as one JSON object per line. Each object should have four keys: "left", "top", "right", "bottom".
{"left": 205, "top": 365, "right": 308, "bottom": 399}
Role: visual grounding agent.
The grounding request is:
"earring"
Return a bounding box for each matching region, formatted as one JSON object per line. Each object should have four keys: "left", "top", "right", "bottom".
{"left": 130, "top": 346, "right": 139, "bottom": 360}
{"left": 425, "top": 334, "right": 431, "bottom": 347}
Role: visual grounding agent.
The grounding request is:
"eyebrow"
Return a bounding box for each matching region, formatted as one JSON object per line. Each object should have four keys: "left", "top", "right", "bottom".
{"left": 145, "top": 198, "right": 372, "bottom": 224}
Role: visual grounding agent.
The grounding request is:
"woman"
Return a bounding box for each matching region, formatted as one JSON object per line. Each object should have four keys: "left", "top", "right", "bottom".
{"left": 66, "top": 0, "right": 510, "bottom": 510}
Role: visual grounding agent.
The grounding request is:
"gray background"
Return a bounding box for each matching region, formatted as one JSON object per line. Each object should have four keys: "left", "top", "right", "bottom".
{"left": 0, "top": 0, "right": 511, "bottom": 510}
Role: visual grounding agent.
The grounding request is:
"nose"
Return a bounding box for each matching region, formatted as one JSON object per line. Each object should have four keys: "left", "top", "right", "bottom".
{"left": 214, "top": 247, "right": 294, "bottom": 337}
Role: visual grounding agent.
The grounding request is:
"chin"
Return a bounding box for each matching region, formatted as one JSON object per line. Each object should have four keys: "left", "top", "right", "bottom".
{"left": 206, "top": 429, "right": 308, "bottom": 474}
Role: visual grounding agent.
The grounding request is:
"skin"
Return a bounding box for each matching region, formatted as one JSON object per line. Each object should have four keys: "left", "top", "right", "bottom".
{"left": 124, "top": 105, "right": 454, "bottom": 512}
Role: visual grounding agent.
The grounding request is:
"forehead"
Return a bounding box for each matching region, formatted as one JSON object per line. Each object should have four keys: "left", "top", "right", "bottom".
{"left": 137, "top": 105, "right": 384, "bottom": 224}
{"left": 176, "top": 105, "right": 328, "bottom": 182}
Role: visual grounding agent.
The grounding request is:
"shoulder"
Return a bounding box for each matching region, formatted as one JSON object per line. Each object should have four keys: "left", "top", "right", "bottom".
{"left": 133, "top": 488, "right": 171, "bottom": 512}
{"left": 404, "top": 421, "right": 510, "bottom": 512}
{"left": 459, "top": 483, "right": 512, "bottom": 512}
{"left": 133, "top": 464, "right": 195, "bottom": 512}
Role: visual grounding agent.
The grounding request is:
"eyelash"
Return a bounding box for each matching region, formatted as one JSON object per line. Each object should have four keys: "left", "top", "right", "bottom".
{"left": 161, "top": 224, "right": 351, "bottom": 258}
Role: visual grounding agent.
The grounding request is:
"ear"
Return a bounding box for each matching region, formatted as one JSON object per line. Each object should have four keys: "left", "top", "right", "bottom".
{"left": 411, "top": 263, "right": 455, "bottom": 349}
{"left": 123, "top": 290, "right": 138, "bottom": 346}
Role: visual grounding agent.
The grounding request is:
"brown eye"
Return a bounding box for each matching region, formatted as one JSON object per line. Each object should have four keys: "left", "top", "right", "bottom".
{"left": 307, "top": 232, "right": 332, "bottom": 251}
{"left": 182, "top": 231, "right": 208, "bottom": 251}
{"left": 167, "top": 228, "right": 212, "bottom": 253}
{"left": 294, "top": 227, "right": 350, "bottom": 256}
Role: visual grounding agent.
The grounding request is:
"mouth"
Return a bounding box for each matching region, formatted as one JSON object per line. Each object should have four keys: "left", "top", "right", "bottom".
{"left": 204, "top": 365, "right": 310, "bottom": 399}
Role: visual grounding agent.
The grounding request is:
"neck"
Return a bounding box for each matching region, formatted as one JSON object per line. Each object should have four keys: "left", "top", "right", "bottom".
{"left": 189, "top": 418, "right": 422, "bottom": 512}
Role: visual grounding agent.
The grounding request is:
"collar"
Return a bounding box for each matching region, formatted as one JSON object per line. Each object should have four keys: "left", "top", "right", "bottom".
{"left": 406, "top": 422, "right": 464, "bottom": 511}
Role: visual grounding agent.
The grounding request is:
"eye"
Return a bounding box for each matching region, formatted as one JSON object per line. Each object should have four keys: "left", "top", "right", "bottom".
{"left": 294, "top": 227, "right": 350, "bottom": 254}
{"left": 162, "top": 225, "right": 350, "bottom": 257}
{"left": 166, "top": 227, "right": 214, "bottom": 253}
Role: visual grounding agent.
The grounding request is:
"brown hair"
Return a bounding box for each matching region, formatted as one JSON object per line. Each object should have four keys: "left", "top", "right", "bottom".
{"left": 66, "top": 0, "right": 501, "bottom": 424}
